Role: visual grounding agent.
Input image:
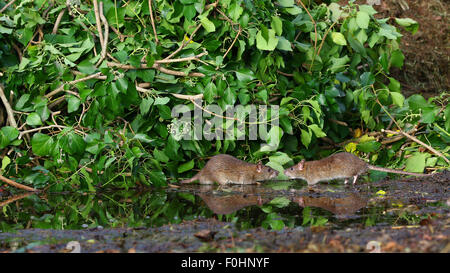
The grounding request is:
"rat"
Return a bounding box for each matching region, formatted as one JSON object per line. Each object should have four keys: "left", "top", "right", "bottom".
{"left": 284, "top": 152, "right": 432, "bottom": 185}
{"left": 181, "top": 154, "right": 279, "bottom": 185}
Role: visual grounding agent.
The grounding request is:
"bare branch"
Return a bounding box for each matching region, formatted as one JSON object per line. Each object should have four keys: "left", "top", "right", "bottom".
{"left": 52, "top": 9, "right": 66, "bottom": 34}
{"left": 0, "top": 174, "right": 38, "bottom": 192}
{"left": 0, "top": 84, "right": 18, "bottom": 128}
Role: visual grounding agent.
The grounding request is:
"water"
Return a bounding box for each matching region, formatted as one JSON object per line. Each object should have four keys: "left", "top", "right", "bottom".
{"left": 1, "top": 178, "right": 447, "bottom": 232}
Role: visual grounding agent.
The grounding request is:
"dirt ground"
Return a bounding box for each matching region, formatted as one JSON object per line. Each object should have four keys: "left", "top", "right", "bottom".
{"left": 340, "top": 0, "right": 449, "bottom": 97}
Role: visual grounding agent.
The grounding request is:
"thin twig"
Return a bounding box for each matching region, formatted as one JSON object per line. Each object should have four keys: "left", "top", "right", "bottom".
{"left": 155, "top": 52, "right": 207, "bottom": 64}
{"left": 0, "top": 0, "right": 16, "bottom": 14}
{"left": 0, "top": 174, "right": 38, "bottom": 192}
{"left": 52, "top": 9, "right": 66, "bottom": 34}
{"left": 148, "top": 0, "right": 159, "bottom": 44}
{"left": 93, "top": 0, "right": 104, "bottom": 50}
{"left": 172, "top": 93, "right": 204, "bottom": 100}
{"left": 382, "top": 129, "right": 450, "bottom": 165}
{"left": 316, "top": 21, "right": 336, "bottom": 56}
{"left": 163, "top": 24, "right": 202, "bottom": 60}
{"left": 223, "top": 25, "right": 241, "bottom": 59}
{"left": 277, "top": 70, "right": 293, "bottom": 77}
{"left": 296, "top": 0, "right": 317, "bottom": 72}
{"left": 45, "top": 72, "right": 103, "bottom": 98}
{"left": 19, "top": 125, "right": 87, "bottom": 138}
{"left": 0, "top": 84, "right": 18, "bottom": 128}
{"left": 107, "top": 62, "right": 205, "bottom": 77}
{"left": 96, "top": 2, "right": 109, "bottom": 67}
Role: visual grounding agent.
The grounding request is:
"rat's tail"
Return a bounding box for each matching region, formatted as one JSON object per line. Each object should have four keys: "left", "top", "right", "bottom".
{"left": 180, "top": 172, "right": 200, "bottom": 184}
{"left": 368, "top": 165, "right": 431, "bottom": 176}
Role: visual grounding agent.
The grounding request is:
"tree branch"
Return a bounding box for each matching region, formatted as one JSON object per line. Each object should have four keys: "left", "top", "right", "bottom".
{"left": 0, "top": 174, "right": 38, "bottom": 192}
{"left": 0, "top": 84, "right": 18, "bottom": 128}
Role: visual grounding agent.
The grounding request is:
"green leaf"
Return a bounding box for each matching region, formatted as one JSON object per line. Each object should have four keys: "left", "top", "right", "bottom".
{"left": 278, "top": 0, "right": 294, "bottom": 7}
{"left": 331, "top": 32, "right": 347, "bottom": 45}
{"left": 199, "top": 15, "right": 215, "bottom": 33}
{"left": 308, "top": 124, "right": 326, "bottom": 138}
{"left": 149, "top": 171, "right": 167, "bottom": 186}
{"left": 140, "top": 97, "right": 154, "bottom": 115}
{"left": 356, "top": 11, "right": 370, "bottom": 29}
{"left": 269, "top": 197, "right": 290, "bottom": 208}
{"left": 271, "top": 16, "right": 283, "bottom": 36}
{"left": 405, "top": 153, "right": 427, "bottom": 173}
{"left": 67, "top": 95, "right": 81, "bottom": 113}
{"left": 1, "top": 156, "right": 11, "bottom": 171}
{"left": 301, "top": 129, "right": 311, "bottom": 148}
{"left": 395, "top": 18, "right": 418, "bottom": 34}
{"left": 356, "top": 141, "right": 381, "bottom": 153}
{"left": 153, "top": 149, "right": 169, "bottom": 163}
{"left": 60, "top": 132, "right": 86, "bottom": 155}
{"left": 32, "top": 133, "right": 54, "bottom": 156}
{"left": 154, "top": 97, "right": 170, "bottom": 105}
{"left": 228, "top": 2, "right": 243, "bottom": 22}
{"left": 178, "top": 160, "right": 195, "bottom": 173}
{"left": 235, "top": 69, "right": 255, "bottom": 83}
{"left": 256, "top": 29, "right": 278, "bottom": 51}
{"left": 1, "top": 126, "right": 19, "bottom": 142}
{"left": 276, "top": 36, "right": 292, "bottom": 51}
{"left": 390, "top": 92, "right": 404, "bottom": 107}
{"left": 133, "top": 134, "right": 155, "bottom": 144}
{"left": 26, "top": 112, "right": 43, "bottom": 126}
{"left": 269, "top": 152, "right": 292, "bottom": 166}
{"left": 390, "top": 50, "right": 404, "bottom": 68}
{"left": 77, "top": 59, "right": 96, "bottom": 74}
{"left": 444, "top": 105, "right": 450, "bottom": 132}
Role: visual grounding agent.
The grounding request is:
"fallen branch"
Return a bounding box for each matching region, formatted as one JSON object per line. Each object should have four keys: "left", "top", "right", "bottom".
{"left": 0, "top": 174, "right": 38, "bottom": 192}
{"left": 382, "top": 129, "right": 450, "bottom": 164}
{"left": 0, "top": 84, "right": 18, "bottom": 128}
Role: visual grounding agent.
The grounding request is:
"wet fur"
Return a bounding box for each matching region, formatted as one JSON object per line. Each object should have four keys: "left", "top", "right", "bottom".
{"left": 284, "top": 152, "right": 431, "bottom": 185}
{"left": 181, "top": 154, "right": 278, "bottom": 185}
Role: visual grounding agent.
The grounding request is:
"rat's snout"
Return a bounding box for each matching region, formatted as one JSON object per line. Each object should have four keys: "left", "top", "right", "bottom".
{"left": 273, "top": 170, "right": 279, "bottom": 177}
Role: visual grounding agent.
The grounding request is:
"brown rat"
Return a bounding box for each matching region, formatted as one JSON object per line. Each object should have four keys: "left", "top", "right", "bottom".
{"left": 181, "top": 154, "right": 279, "bottom": 185}
{"left": 284, "top": 152, "right": 432, "bottom": 185}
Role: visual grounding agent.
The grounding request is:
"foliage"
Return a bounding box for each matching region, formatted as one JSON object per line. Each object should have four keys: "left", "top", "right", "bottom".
{"left": 0, "top": 0, "right": 448, "bottom": 194}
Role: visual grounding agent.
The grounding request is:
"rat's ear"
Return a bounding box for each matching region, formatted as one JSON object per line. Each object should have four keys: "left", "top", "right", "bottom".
{"left": 297, "top": 159, "right": 305, "bottom": 171}
{"left": 256, "top": 161, "right": 263, "bottom": 172}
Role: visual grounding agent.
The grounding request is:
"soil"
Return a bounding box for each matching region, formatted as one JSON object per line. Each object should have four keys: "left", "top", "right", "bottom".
{"left": 340, "top": 0, "right": 449, "bottom": 97}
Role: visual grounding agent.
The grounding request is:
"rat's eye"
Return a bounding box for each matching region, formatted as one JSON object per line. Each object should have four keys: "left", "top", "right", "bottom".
{"left": 267, "top": 169, "right": 270, "bottom": 172}
{"left": 290, "top": 167, "right": 293, "bottom": 170}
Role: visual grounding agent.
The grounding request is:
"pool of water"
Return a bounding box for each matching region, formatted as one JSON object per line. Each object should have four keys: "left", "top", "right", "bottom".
{"left": 1, "top": 176, "right": 448, "bottom": 232}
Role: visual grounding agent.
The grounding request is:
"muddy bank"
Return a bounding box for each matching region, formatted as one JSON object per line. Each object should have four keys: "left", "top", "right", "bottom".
{"left": 0, "top": 216, "right": 448, "bottom": 253}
